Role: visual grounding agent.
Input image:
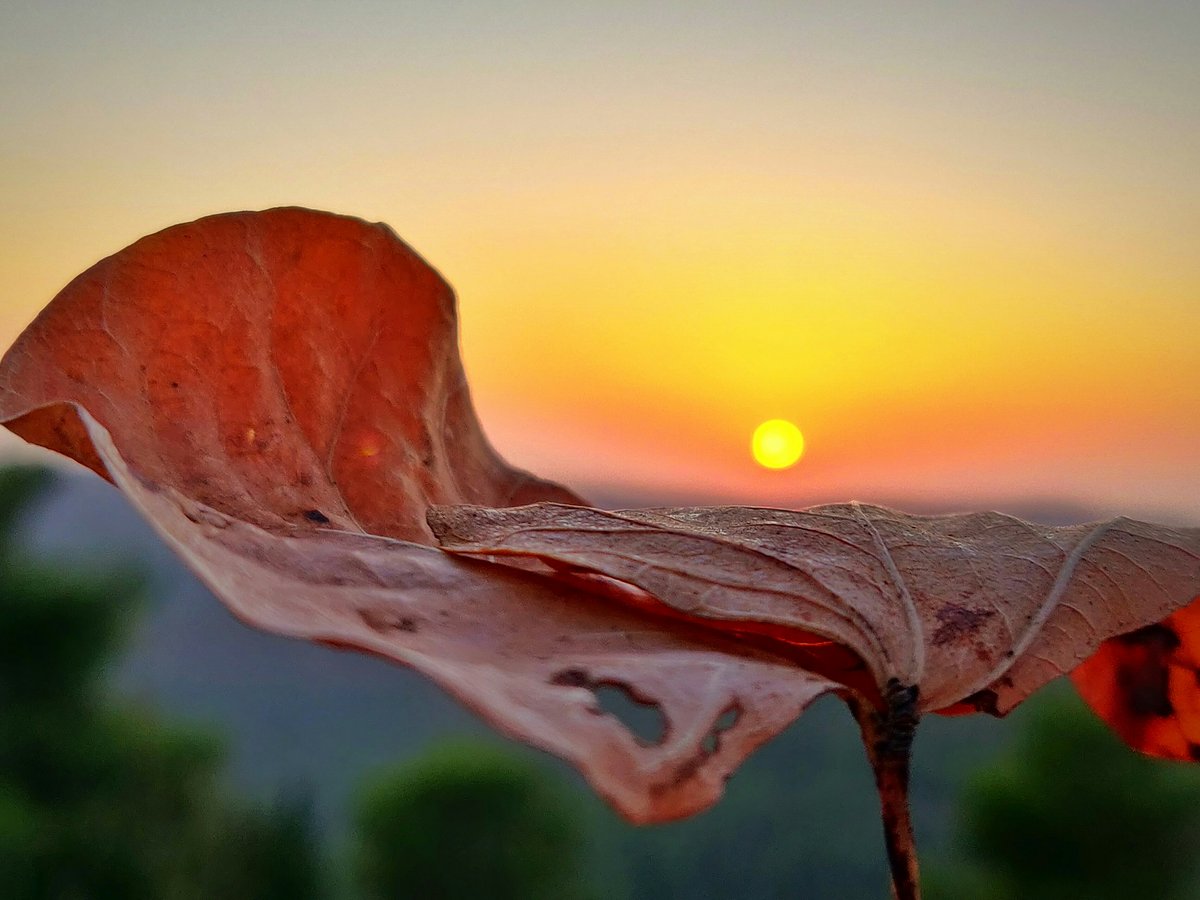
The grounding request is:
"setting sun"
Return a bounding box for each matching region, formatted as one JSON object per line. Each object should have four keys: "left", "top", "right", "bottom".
{"left": 751, "top": 419, "right": 805, "bottom": 470}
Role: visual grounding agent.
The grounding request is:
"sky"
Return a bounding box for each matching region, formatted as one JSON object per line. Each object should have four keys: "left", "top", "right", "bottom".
{"left": 1, "top": 2, "right": 1197, "bottom": 520}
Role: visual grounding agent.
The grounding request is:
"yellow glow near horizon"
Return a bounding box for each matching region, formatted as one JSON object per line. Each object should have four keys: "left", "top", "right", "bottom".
{"left": 0, "top": 5, "right": 1197, "bottom": 517}
{"left": 752, "top": 420, "right": 805, "bottom": 470}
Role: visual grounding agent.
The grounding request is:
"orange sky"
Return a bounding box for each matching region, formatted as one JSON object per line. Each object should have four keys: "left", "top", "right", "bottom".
{"left": 1, "top": 3, "right": 1197, "bottom": 520}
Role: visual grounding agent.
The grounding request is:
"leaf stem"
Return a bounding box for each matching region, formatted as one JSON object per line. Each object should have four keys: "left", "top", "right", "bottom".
{"left": 852, "top": 679, "right": 921, "bottom": 900}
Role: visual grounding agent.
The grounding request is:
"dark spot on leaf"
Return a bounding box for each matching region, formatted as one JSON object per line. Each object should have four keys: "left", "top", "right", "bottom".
{"left": 303, "top": 509, "right": 331, "bottom": 524}
{"left": 550, "top": 668, "right": 590, "bottom": 688}
{"left": 1117, "top": 656, "right": 1174, "bottom": 718}
{"left": 931, "top": 604, "right": 997, "bottom": 646}
{"left": 1190, "top": 743, "right": 1200, "bottom": 762}
{"left": 962, "top": 688, "right": 1001, "bottom": 717}
{"left": 358, "top": 608, "right": 418, "bottom": 634}
{"left": 665, "top": 755, "right": 706, "bottom": 790}
{"left": 170, "top": 381, "right": 179, "bottom": 389}
{"left": 1115, "top": 623, "right": 1181, "bottom": 652}
{"left": 1104, "top": 624, "right": 1180, "bottom": 719}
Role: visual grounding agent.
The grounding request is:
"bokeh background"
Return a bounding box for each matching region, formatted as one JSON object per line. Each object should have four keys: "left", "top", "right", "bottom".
{"left": 2, "top": 3, "right": 1198, "bottom": 897}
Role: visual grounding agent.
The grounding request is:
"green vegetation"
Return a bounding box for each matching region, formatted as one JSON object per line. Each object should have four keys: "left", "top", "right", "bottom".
{"left": 927, "top": 683, "right": 1200, "bottom": 900}
{"left": 352, "top": 741, "right": 590, "bottom": 900}
{"left": 0, "top": 466, "right": 326, "bottom": 900}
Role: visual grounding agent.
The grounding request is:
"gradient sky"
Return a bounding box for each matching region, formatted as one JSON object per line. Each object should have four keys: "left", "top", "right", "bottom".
{"left": 2, "top": 2, "right": 1197, "bottom": 520}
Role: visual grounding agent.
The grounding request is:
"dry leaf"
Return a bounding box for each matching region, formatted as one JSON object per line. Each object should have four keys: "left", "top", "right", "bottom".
{"left": 0, "top": 207, "right": 578, "bottom": 542}
{"left": 429, "top": 503, "right": 1200, "bottom": 715}
{"left": 1072, "top": 604, "right": 1200, "bottom": 762}
{"left": 2, "top": 206, "right": 1197, "bottom": 898}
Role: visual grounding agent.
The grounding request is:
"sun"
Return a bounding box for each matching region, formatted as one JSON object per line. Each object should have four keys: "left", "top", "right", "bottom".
{"left": 751, "top": 419, "right": 805, "bottom": 470}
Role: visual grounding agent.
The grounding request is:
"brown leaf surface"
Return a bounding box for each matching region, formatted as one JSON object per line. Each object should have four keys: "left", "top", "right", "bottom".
{"left": 0, "top": 208, "right": 838, "bottom": 823}
{"left": 429, "top": 503, "right": 1200, "bottom": 714}
{"left": 0, "top": 207, "right": 579, "bottom": 543}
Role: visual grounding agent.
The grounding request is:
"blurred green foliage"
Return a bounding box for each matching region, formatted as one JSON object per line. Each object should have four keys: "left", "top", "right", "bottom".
{"left": 352, "top": 740, "right": 591, "bottom": 900}
{"left": 927, "top": 684, "right": 1200, "bottom": 900}
{"left": 0, "top": 466, "right": 326, "bottom": 900}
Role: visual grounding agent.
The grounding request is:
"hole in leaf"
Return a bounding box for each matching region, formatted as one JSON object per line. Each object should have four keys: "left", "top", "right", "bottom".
{"left": 592, "top": 683, "right": 667, "bottom": 746}
{"left": 715, "top": 704, "right": 742, "bottom": 731}
{"left": 701, "top": 703, "right": 742, "bottom": 755}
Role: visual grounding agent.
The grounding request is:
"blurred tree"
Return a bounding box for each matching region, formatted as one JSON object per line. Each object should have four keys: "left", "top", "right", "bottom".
{"left": 352, "top": 740, "right": 593, "bottom": 900}
{"left": 926, "top": 683, "right": 1200, "bottom": 900}
{"left": 0, "top": 465, "right": 327, "bottom": 900}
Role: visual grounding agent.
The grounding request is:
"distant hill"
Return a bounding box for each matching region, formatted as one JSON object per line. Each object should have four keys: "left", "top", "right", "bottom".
{"left": 584, "top": 483, "right": 1109, "bottom": 526}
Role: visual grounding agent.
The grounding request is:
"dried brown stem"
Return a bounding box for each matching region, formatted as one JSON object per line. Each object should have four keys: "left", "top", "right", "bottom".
{"left": 850, "top": 679, "right": 921, "bottom": 900}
